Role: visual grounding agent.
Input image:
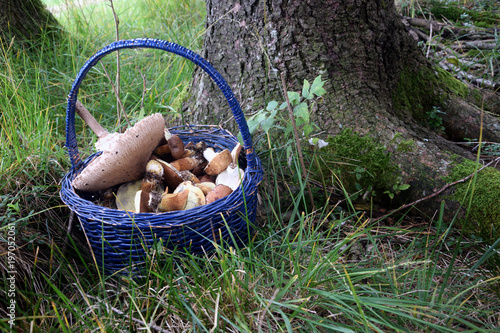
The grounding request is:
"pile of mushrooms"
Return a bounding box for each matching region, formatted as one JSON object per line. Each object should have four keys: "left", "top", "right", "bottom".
{"left": 71, "top": 102, "right": 244, "bottom": 213}
{"left": 116, "top": 130, "right": 244, "bottom": 213}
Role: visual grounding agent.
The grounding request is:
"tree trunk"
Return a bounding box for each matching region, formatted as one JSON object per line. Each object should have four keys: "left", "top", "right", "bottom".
{"left": 186, "top": 0, "right": 500, "bottom": 233}
{"left": 0, "top": 0, "right": 59, "bottom": 43}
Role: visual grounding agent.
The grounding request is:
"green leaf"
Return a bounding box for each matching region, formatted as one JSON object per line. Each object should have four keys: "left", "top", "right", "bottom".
{"left": 261, "top": 109, "right": 277, "bottom": 133}
{"left": 247, "top": 110, "right": 267, "bottom": 134}
{"left": 287, "top": 91, "right": 301, "bottom": 105}
{"left": 398, "top": 183, "right": 411, "bottom": 191}
{"left": 293, "top": 102, "right": 309, "bottom": 122}
{"left": 266, "top": 100, "right": 278, "bottom": 111}
{"left": 302, "top": 79, "right": 311, "bottom": 99}
{"left": 356, "top": 173, "right": 362, "bottom": 180}
{"left": 303, "top": 124, "right": 314, "bottom": 137}
{"left": 279, "top": 101, "right": 288, "bottom": 110}
{"left": 310, "top": 75, "right": 326, "bottom": 98}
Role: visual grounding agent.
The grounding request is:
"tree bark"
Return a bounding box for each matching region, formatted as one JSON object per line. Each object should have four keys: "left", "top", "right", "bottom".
{"left": 186, "top": 0, "right": 500, "bottom": 222}
{"left": 0, "top": 0, "right": 59, "bottom": 43}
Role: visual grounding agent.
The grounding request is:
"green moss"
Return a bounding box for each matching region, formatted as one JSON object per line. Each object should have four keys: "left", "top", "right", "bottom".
{"left": 430, "top": 2, "right": 500, "bottom": 26}
{"left": 397, "top": 139, "right": 416, "bottom": 153}
{"left": 392, "top": 65, "right": 471, "bottom": 125}
{"left": 392, "top": 65, "right": 441, "bottom": 121}
{"left": 444, "top": 159, "right": 500, "bottom": 242}
{"left": 435, "top": 67, "right": 469, "bottom": 98}
{"left": 318, "top": 129, "right": 401, "bottom": 199}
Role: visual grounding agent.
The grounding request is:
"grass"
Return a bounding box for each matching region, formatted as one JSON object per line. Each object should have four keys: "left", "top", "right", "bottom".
{"left": 1, "top": 0, "right": 499, "bottom": 331}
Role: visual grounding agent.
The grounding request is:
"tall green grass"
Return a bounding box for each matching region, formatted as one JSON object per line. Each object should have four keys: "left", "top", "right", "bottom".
{"left": 1, "top": 0, "right": 499, "bottom": 331}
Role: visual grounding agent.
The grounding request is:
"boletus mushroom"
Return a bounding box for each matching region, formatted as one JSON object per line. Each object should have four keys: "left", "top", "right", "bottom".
{"left": 206, "top": 184, "right": 232, "bottom": 204}
{"left": 173, "top": 181, "right": 206, "bottom": 210}
{"left": 157, "top": 182, "right": 205, "bottom": 212}
{"left": 203, "top": 148, "right": 233, "bottom": 176}
{"left": 157, "top": 189, "right": 190, "bottom": 212}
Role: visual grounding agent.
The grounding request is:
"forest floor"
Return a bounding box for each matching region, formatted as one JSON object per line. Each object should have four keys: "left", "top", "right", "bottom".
{"left": 0, "top": 0, "right": 499, "bottom": 331}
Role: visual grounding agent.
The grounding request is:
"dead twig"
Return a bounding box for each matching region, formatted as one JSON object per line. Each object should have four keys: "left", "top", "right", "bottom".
{"left": 99, "top": 61, "right": 132, "bottom": 127}
{"left": 371, "top": 157, "right": 500, "bottom": 222}
{"left": 108, "top": 0, "right": 124, "bottom": 126}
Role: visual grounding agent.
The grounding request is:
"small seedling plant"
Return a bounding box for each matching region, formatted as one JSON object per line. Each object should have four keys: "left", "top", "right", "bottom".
{"left": 243, "top": 75, "right": 328, "bottom": 207}
{"left": 245, "top": 75, "right": 326, "bottom": 156}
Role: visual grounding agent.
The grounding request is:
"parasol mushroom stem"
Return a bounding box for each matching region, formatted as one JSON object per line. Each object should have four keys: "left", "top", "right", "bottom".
{"left": 75, "top": 100, "right": 109, "bottom": 139}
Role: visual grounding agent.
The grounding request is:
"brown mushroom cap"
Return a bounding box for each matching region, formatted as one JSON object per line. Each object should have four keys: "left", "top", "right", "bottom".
{"left": 204, "top": 149, "right": 232, "bottom": 176}
{"left": 206, "top": 184, "right": 233, "bottom": 204}
{"left": 157, "top": 189, "right": 189, "bottom": 212}
{"left": 156, "top": 159, "right": 184, "bottom": 189}
{"left": 72, "top": 113, "right": 165, "bottom": 192}
{"left": 168, "top": 135, "right": 185, "bottom": 160}
{"left": 170, "top": 156, "right": 203, "bottom": 171}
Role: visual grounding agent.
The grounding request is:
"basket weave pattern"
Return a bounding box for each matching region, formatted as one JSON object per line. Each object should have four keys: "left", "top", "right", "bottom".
{"left": 60, "top": 39, "right": 263, "bottom": 273}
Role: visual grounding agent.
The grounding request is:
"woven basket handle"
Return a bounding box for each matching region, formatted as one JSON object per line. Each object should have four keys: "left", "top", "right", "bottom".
{"left": 66, "top": 38, "right": 257, "bottom": 171}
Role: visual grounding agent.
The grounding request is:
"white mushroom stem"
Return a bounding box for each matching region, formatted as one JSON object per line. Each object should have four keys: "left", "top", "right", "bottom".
{"left": 216, "top": 163, "right": 244, "bottom": 191}
{"left": 203, "top": 147, "right": 217, "bottom": 162}
{"left": 231, "top": 143, "right": 242, "bottom": 164}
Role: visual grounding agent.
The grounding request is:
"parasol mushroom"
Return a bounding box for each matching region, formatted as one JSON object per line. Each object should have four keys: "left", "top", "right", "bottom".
{"left": 71, "top": 101, "right": 165, "bottom": 192}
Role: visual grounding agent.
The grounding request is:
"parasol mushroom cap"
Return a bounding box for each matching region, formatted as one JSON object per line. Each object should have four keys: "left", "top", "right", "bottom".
{"left": 72, "top": 113, "right": 165, "bottom": 192}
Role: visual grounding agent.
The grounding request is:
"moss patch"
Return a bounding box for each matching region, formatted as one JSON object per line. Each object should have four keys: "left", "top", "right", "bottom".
{"left": 318, "top": 129, "right": 402, "bottom": 200}
{"left": 444, "top": 159, "right": 500, "bottom": 242}
{"left": 435, "top": 67, "right": 469, "bottom": 98}
{"left": 392, "top": 64, "right": 472, "bottom": 125}
{"left": 392, "top": 65, "right": 441, "bottom": 121}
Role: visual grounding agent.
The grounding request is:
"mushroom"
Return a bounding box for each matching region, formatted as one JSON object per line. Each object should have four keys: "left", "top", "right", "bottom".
{"left": 195, "top": 182, "right": 216, "bottom": 195}
{"left": 72, "top": 102, "right": 165, "bottom": 192}
{"left": 115, "top": 160, "right": 164, "bottom": 213}
{"left": 157, "top": 189, "right": 190, "bottom": 212}
{"left": 203, "top": 148, "right": 233, "bottom": 176}
{"left": 134, "top": 189, "right": 161, "bottom": 213}
{"left": 214, "top": 143, "right": 245, "bottom": 191}
{"left": 199, "top": 174, "right": 216, "bottom": 183}
{"left": 170, "top": 156, "right": 204, "bottom": 172}
{"left": 216, "top": 164, "right": 244, "bottom": 191}
{"left": 153, "top": 144, "right": 171, "bottom": 157}
{"left": 179, "top": 171, "right": 200, "bottom": 184}
{"left": 173, "top": 181, "right": 206, "bottom": 209}
{"left": 141, "top": 159, "right": 164, "bottom": 192}
{"left": 206, "top": 184, "right": 233, "bottom": 204}
{"left": 231, "top": 143, "right": 242, "bottom": 165}
{"left": 168, "top": 134, "right": 185, "bottom": 160}
{"left": 156, "top": 159, "right": 184, "bottom": 189}
{"left": 115, "top": 179, "right": 143, "bottom": 211}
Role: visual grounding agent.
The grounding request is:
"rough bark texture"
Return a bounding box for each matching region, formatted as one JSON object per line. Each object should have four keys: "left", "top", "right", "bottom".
{"left": 186, "top": 0, "right": 500, "bottom": 221}
{"left": 0, "top": 0, "right": 59, "bottom": 43}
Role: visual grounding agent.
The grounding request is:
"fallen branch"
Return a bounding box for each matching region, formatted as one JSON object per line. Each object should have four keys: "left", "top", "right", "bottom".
{"left": 371, "top": 157, "right": 500, "bottom": 222}
{"left": 450, "top": 40, "right": 499, "bottom": 51}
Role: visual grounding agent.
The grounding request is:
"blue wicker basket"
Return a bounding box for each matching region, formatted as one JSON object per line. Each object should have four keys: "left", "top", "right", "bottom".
{"left": 59, "top": 39, "right": 263, "bottom": 274}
